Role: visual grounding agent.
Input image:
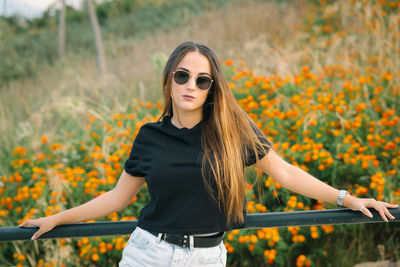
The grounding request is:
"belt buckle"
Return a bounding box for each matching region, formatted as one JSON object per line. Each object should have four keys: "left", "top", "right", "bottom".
{"left": 162, "top": 233, "right": 168, "bottom": 241}
{"left": 182, "top": 234, "right": 189, "bottom": 248}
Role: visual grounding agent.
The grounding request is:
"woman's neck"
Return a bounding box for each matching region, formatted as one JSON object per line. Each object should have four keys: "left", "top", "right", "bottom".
{"left": 171, "top": 111, "right": 203, "bottom": 129}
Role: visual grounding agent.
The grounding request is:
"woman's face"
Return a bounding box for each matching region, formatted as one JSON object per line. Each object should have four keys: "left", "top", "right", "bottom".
{"left": 170, "top": 51, "right": 212, "bottom": 116}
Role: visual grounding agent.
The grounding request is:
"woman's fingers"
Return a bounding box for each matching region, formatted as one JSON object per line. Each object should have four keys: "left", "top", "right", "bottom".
{"left": 18, "top": 220, "right": 28, "bottom": 227}
{"left": 384, "top": 208, "right": 395, "bottom": 220}
{"left": 31, "top": 230, "right": 42, "bottom": 240}
{"left": 376, "top": 201, "right": 397, "bottom": 221}
{"left": 379, "top": 203, "right": 395, "bottom": 220}
{"left": 356, "top": 198, "right": 398, "bottom": 222}
{"left": 359, "top": 205, "right": 373, "bottom": 218}
{"left": 376, "top": 204, "right": 388, "bottom": 222}
{"left": 384, "top": 203, "right": 399, "bottom": 209}
{"left": 369, "top": 200, "right": 388, "bottom": 222}
{"left": 18, "top": 219, "right": 37, "bottom": 228}
{"left": 361, "top": 200, "right": 398, "bottom": 222}
{"left": 18, "top": 218, "right": 49, "bottom": 240}
{"left": 18, "top": 219, "right": 40, "bottom": 240}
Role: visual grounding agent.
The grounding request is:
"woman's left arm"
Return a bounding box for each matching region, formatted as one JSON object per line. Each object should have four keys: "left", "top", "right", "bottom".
{"left": 255, "top": 149, "right": 398, "bottom": 222}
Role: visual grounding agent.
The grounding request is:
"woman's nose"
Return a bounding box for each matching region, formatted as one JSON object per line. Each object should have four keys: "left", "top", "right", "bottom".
{"left": 186, "top": 76, "right": 196, "bottom": 90}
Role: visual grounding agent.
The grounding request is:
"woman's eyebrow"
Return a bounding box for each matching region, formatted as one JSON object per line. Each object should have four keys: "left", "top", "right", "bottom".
{"left": 178, "top": 67, "right": 211, "bottom": 76}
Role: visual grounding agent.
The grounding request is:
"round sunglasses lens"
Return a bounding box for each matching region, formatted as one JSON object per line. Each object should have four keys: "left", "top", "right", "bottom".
{"left": 197, "top": 76, "right": 212, "bottom": 90}
{"left": 174, "top": 71, "right": 189, "bottom": 85}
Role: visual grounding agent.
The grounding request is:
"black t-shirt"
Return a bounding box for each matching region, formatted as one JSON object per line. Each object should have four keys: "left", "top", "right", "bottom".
{"left": 124, "top": 115, "right": 271, "bottom": 234}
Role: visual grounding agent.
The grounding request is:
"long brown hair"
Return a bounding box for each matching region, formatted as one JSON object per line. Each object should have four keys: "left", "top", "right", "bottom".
{"left": 159, "top": 41, "right": 271, "bottom": 226}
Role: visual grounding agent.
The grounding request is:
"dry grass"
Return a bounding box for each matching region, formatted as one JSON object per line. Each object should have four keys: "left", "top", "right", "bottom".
{"left": 0, "top": 0, "right": 304, "bottom": 155}
{"left": 0, "top": 0, "right": 398, "bottom": 157}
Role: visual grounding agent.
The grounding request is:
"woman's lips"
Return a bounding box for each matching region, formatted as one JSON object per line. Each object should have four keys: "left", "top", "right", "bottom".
{"left": 183, "top": 95, "right": 195, "bottom": 99}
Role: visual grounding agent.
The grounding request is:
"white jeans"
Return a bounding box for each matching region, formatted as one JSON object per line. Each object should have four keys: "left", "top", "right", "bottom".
{"left": 119, "top": 226, "right": 227, "bottom": 267}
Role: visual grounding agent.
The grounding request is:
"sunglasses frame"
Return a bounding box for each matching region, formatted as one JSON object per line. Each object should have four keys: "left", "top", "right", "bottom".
{"left": 172, "top": 70, "right": 214, "bottom": 90}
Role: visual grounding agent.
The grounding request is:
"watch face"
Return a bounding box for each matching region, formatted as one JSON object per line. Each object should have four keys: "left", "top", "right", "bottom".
{"left": 337, "top": 190, "right": 347, "bottom": 206}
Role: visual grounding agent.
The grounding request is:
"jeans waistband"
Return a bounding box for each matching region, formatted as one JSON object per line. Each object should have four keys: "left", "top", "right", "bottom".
{"left": 146, "top": 229, "right": 224, "bottom": 248}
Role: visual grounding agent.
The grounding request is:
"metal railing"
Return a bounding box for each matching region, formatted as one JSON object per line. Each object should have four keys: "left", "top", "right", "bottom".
{"left": 1, "top": 208, "right": 399, "bottom": 242}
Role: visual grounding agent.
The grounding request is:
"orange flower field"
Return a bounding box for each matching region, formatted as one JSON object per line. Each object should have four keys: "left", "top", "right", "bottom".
{"left": 1, "top": 0, "right": 399, "bottom": 266}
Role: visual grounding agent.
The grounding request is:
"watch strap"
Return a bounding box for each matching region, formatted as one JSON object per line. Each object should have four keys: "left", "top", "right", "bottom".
{"left": 337, "top": 190, "right": 349, "bottom": 207}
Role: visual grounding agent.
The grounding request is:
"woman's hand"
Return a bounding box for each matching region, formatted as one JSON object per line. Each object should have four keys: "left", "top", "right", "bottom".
{"left": 345, "top": 195, "right": 398, "bottom": 222}
{"left": 18, "top": 216, "right": 58, "bottom": 240}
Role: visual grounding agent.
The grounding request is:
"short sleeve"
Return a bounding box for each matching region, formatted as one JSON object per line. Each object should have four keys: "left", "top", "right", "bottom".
{"left": 124, "top": 127, "right": 149, "bottom": 177}
{"left": 244, "top": 124, "right": 272, "bottom": 167}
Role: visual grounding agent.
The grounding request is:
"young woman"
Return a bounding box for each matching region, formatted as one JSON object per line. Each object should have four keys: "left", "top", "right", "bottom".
{"left": 19, "top": 41, "right": 398, "bottom": 266}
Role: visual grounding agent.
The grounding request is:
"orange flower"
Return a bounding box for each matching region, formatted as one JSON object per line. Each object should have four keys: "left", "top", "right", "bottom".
{"left": 88, "top": 114, "right": 97, "bottom": 123}
{"left": 281, "top": 142, "right": 290, "bottom": 150}
{"left": 311, "top": 231, "right": 319, "bottom": 239}
{"left": 381, "top": 72, "right": 392, "bottom": 81}
{"left": 232, "top": 229, "right": 240, "bottom": 235}
{"left": 225, "top": 59, "right": 234, "bottom": 66}
{"left": 40, "top": 135, "right": 48, "bottom": 144}
{"left": 13, "top": 147, "right": 26, "bottom": 157}
{"left": 321, "top": 225, "right": 334, "bottom": 234}
{"left": 92, "top": 253, "right": 99, "bottom": 261}
{"left": 109, "top": 155, "right": 120, "bottom": 163}
{"left": 355, "top": 103, "right": 366, "bottom": 112}
{"left": 238, "top": 236, "right": 249, "bottom": 243}
{"left": 227, "top": 234, "right": 234, "bottom": 241}
{"left": 225, "top": 243, "right": 234, "bottom": 253}
{"left": 362, "top": 161, "right": 369, "bottom": 169}
{"left": 384, "top": 141, "right": 396, "bottom": 151}
{"left": 81, "top": 237, "right": 89, "bottom": 245}
{"left": 17, "top": 254, "right": 26, "bottom": 261}
{"left": 296, "top": 255, "right": 307, "bottom": 267}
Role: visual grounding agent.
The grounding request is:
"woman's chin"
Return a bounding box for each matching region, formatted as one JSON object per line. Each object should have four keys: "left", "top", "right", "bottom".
{"left": 176, "top": 104, "right": 203, "bottom": 113}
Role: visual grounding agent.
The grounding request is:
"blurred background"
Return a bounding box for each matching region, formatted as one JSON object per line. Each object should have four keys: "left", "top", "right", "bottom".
{"left": 0, "top": 0, "right": 308, "bottom": 153}
{"left": 0, "top": 0, "right": 399, "bottom": 266}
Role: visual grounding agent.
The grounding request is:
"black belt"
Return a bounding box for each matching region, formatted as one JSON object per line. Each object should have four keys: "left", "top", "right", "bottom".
{"left": 147, "top": 230, "right": 224, "bottom": 248}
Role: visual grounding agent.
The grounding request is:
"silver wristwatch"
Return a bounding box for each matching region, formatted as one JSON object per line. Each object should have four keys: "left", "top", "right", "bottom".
{"left": 337, "top": 190, "right": 349, "bottom": 207}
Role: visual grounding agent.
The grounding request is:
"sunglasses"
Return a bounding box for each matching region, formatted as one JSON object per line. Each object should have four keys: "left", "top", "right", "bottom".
{"left": 172, "top": 70, "right": 213, "bottom": 90}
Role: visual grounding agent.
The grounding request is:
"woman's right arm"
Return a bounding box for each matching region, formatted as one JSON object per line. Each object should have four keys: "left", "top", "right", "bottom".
{"left": 18, "top": 170, "right": 145, "bottom": 240}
